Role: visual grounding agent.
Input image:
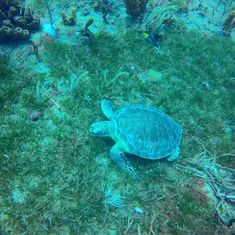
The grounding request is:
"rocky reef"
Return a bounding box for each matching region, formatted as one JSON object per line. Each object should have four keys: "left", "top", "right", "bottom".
{"left": 0, "top": 0, "right": 40, "bottom": 43}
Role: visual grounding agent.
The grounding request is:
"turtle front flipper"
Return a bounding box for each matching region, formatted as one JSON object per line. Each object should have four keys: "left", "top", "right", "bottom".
{"left": 110, "top": 143, "right": 139, "bottom": 179}
{"left": 101, "top": 99, "right": 115, "bottom": 119}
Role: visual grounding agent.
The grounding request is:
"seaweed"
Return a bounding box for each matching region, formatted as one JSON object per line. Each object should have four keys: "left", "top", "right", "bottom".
{"left": 0, "top": 27, "right": 235, "bottom": 233}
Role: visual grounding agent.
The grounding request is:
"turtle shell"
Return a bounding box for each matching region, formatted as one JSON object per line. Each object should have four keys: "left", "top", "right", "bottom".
{"left": 113, "top": 105, "right": 183, "bottom": 159}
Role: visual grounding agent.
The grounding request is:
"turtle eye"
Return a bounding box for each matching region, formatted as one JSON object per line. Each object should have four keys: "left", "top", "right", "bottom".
{"left": 96, "top": 128, "right": 108, "bottom": 136}
{"left": 97, "top": 130, "right": 106, "bottom": 135}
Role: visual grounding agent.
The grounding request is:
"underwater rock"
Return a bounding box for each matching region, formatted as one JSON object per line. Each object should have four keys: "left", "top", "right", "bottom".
{"left": 145, "top": 69, "right": 163, "bottom": 82}
{"left": 0, "top": 0, "right": 40, "bottom": 43}
{"left": 29, "top": 110, "right": 41, "bottom": 121}
{"left": 129, "top": 65, "right": 163, "bottom": 83}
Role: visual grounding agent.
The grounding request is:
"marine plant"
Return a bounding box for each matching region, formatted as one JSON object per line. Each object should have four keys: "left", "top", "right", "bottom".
{"left": 124, "top": 0, "right": 149, "bottom": 18}
{"left": 1, "top": 26, "right": 234, "bottom": 234}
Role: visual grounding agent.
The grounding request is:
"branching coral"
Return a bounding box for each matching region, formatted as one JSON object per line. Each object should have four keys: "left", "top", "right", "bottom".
{"left": 145, "top": 2, "right": 177, "bottom": 36}
{"left": 124, "top": 0, "right": 149, "bottom": 18}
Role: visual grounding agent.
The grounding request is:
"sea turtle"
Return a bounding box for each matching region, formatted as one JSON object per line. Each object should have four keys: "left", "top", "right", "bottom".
{"left": 89, "top": 99, "right": 183, "bottom": 179}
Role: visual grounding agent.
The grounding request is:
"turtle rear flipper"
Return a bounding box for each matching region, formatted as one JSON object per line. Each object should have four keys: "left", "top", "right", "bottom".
{"left": 167, "top": 147, "right": 180, "bottom": 161}
{"left": 110, "top": 143, "right": 139, "bottom": 180}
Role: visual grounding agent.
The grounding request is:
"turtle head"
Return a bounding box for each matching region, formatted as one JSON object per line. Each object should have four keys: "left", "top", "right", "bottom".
{"left": 89, "top": 121, "right": 111, "bottom": 137}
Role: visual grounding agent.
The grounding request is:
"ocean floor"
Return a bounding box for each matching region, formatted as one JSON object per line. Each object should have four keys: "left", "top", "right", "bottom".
{"left": 0, "top": 0, "right": 235, "bottom": 234}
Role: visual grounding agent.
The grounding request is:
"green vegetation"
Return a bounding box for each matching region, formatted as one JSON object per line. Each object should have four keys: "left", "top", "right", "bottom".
{"left": 0, "top": 27, "right": 234, "bottom": 234}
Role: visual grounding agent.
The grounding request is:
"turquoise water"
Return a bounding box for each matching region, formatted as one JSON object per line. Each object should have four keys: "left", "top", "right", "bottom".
{"left": 0, "top": 0, "right": 235, "bottom": 234}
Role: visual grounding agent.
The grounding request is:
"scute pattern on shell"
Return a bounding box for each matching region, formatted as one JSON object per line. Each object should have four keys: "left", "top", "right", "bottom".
{"left": 113, "top": 105, "right": 182, "bottom": 159}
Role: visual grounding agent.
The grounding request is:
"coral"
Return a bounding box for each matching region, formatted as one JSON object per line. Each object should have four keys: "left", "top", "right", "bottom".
{"left": 60, "top": 7, "right": 77, "bottom": 26}
{"left": 85, "top": 18, "right": 94, "bottom": 29}
{"left": 124, "top": 0, "right": 149, "bottom": 18}
{"left": 81, "top": 18, "right": 94, "bottom": 40}
{"left": 60, "top": 12, "right": 67, "bottom": 25}
{"left": 145, "top": 2, "right": 177, "bottom": 37}
{"left": 13, "top": 27, "right": 30, "bottom": 40}
{"left": 101, "top": 182, "right": 125, "bottom": 209}
{"left": 223, "top": 4, "right": 235, "bottom": 36}
{"left": 70, "top": 7, "right": 76, "bottom": 21}
{"left": 223, "top": 13, "right": 235, "bottom": 36}
{"left": 0, "top": 0, "right": 40, "bottom": 43}
{"left": 0, "top": 26, "right": 12, "bottom": 41}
